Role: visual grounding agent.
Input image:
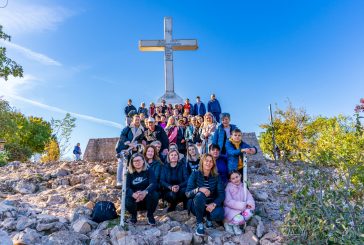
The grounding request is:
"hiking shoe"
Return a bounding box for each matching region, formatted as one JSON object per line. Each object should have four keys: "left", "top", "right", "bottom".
{"left": 195, "top": 223, "right": 205, "bottom": 236}
{"left": 206, "top": 219, "right": 213, "bottom": 228}
{"left": 148, "top": 216, "right": 156, "bottom": 225}
{"left": 130, "top": 214, "right": 137, "bottom": 224}
{"left": 232, "top": 225, "right": 242, "bottom": 235}
{"left": 224, "top": 223, "right": 234, "bottom": 234}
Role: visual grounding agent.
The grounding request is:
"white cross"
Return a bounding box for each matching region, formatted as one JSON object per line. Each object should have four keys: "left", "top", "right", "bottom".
{"left": 139, "top": 17, "right": 198, "bottom": 103}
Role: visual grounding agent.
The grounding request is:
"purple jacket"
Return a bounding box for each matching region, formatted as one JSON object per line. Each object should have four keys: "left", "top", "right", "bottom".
{"left": 224, "top": 182, "right": 255, "bottom": 222}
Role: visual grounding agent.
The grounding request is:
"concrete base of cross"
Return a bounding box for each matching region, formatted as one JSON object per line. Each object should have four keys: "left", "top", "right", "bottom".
{"left": 157, "top": 91, "right": 184, "bottom": 105}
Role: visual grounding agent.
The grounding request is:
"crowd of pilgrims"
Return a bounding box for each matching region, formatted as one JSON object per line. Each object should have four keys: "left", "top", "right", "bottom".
{"left": 115, "top": 94, "right": 258, "bottom": 236}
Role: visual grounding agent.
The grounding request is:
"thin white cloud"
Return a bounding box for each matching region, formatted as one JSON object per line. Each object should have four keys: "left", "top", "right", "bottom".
{"left": 0, "top": 74, "right": 39, "bottom": 95}
{"left": 3, "top": 94, "right": 122, "bottom": 129}
{"left": 0, "top": 40, "right": 62, "bottom": 66}
{"left": 0, "top": 1, "right": 74, "bottom": 35}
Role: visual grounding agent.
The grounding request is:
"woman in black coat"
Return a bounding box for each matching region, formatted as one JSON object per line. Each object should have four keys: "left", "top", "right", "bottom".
{"left": 160, "top": 149, "right": 189, "bottom": 212}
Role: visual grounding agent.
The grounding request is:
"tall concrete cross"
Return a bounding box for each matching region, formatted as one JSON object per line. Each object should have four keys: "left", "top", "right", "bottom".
{"left": 139, "top": 17, "right": 198, "bottom": 104}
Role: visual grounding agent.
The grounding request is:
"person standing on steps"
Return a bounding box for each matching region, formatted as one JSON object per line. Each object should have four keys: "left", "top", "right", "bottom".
{"left": 193, "top": 96, "right": 206, "bottom": 116}
{"left": 138, "top": 102, "right": 149, "bottom": 118}
{"left": 207, "top": 94, "right": 222, "bottom": 123}
{"left": 124, "top": 99, "right": 137, "bottom": 126}
{"left": 73, "top": 143, "right": 82, "bottom": 161}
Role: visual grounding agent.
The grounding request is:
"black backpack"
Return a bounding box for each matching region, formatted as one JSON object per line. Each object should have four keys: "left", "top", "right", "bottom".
{"left": 91, "top": 201, "right": 118, "bottom": 223}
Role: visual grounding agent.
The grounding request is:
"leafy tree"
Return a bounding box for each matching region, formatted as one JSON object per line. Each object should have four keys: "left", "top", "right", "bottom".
{"left": 41, "top": 138, "right": 60, "bottom": 162}
{"left": 0, "top": 99, "right": 52, "bottom": 161}
{"left": 0, "top": 25, "right": 23, "bottom": 81}
{"left": 259, "top": 102, "right": 310, "bottom": 162}
{"left": 51, "top": 113, "right": 76, "bottom": 157}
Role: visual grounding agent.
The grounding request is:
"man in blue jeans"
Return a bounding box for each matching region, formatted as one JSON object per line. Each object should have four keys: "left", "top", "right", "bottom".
{"left": 73, "top": 143, "right": 82, "bottom": 161}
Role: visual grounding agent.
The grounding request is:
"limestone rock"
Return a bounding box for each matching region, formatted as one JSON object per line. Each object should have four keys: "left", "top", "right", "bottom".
{"left": 36, "top": 214, "right": 59, "bottom": 223}
{"left": 71, "top": 206, "right": 92, "bottom": 222}
{"left": 0, "top": 229, "right": 12, "bottom": 245}
{"left": 93, "top": 165, "right": 107, "bottom": 174}
{"left": 256, "top": 218, "right": 265, "bottom": 238}
{"left": 162, "top": 231, "right": 193, "bottom": 245}
{"left": 253, "top": 191, "right": 269, "bottom": 202}
{"left": 14, "top": 180, "right": 38, "bottom": 194}
{"left": 16, "top": 216, "right": 36, "bottom": 231}
{"left": 1, "top": 218, "right": 16, "bottom": 231}
{"left": 42, "top": 230, "right": 89, "bottom": 245}
{"left": 109, "top": 226, "right": 138, "bottom": 245}
{"left": 12, "top": 228, "right": 42, "bottom": 245}
{"left": 259, "top": 232, "right": 283, "bottom": 245}
{"left": 54, "top": 168, "right": 70, "bottom": 177}
{"left": 232, "top": 231, "right": 258, "bottom": 245}
{"left": 73, "top": 219, "right": 92, "bottom": 234}
{"left": 143, "top": 227, "right": 161, "bottom": 237}
{"left": 47, "top": 195, "right": 66, "bottom": 206}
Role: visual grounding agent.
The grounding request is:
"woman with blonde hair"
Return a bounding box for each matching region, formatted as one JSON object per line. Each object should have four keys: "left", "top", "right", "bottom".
{"left": 185, "top": 153, "right": 225, "bottom": 236}
{"left": 200, "top": 112, "right": 217, "bottom": 153}
{"left": 165, "top": 116, "right": 184, "bottom": 152}
{"left": 125, "top": 153, "right": 158, "bottom": 225}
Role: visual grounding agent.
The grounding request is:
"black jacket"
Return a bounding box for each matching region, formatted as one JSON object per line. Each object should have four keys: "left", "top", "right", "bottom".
{"left": 143, "top": 125, "right": 169, "bottom": 151}
{"left": 185, "top": 171, "right": 225, "bottom": 206}
{"left": 126, "top": 168, "right": 157, "bottom": 197}
{"left": 160, "top": 161, "right": 189, "bottom": 191}
{"left": 147, "top": 159, "right": 163, "bottom": 191}
{"left": 124, "top": 105, "right": 137, "bottom": 116}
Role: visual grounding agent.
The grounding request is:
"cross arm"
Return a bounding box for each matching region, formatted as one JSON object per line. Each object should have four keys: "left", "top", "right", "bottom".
{"left": 139, "top": 40, "right": 166, "bottom": 51}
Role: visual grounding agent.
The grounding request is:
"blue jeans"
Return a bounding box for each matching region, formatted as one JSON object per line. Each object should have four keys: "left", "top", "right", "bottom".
{"left": 75, "top": 154, "right": 81, "bottom": 161}
{"left": 188, "top": 192, "right": 224, "bottom": 223}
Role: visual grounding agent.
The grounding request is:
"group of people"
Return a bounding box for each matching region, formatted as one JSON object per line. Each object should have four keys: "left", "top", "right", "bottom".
{"left": 115, "top": 94, "right": 258, "bottom": 236}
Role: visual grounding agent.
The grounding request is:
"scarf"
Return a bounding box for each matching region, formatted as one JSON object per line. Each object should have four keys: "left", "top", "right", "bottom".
{"left": 229, "top": 138, "right": 244, "bottom": 170}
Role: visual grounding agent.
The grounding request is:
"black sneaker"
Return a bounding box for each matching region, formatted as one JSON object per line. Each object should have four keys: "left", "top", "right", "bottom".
{"left": 206, "top": 219, "right": 213, "bottom": 228}
{"left": 130, "top": 214, "right": 137, "bottom": 224}
{"left": 167, "top": 205, "right": 176, "bottom": 212}
{"left": 195, "top": 223, "right": 205, "bottom": 236}
{"left": 148, "top": 216, "right": 156, "bottom": 225}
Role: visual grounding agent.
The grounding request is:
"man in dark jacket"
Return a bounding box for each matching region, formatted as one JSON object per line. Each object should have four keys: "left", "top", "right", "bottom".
{"left": 193, "top": 96, "right": 206, "bottom": 116}
{"left": 207, "top": 94, "right": 222, "bottom": 123}
{"left": 143, "top": 117, "right": 169, "bottom": 155}
{"left": 124, "top": 99, "right": 137, "bottom": 126}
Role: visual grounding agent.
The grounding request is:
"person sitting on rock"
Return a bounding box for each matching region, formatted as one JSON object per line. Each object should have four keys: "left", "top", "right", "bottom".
{"left": 144, "top": 145, "right": 163, "bottom": 194}
{"left": 223, "top": 170, "right": 255, "bottom": 235}
{"left": 185, "top": 143, "right": 200, "bottom": 175}
{"left": 226, "top": 128, "right": 257, "bottom": 173}
{"left": 209, "top": 144, "right": 228, "bottom": 185}
{"left": 125, "top": 153, "right": 158, "bottom": 225}
{"left": 168, "top": 143, "right": 185, "bottom": 163}
{"left": 185, "top": 153, "right": 225, "bottom": 236}
{"left": 160, "top": 149, "right": 189, "bottom": 212}
{"left": 115, "top": 114, "right": 145, "bottom": 186}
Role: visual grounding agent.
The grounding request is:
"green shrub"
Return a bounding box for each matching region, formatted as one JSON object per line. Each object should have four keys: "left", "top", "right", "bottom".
{"left": 0, "top": 150, "right": 9, "bottom": 166}
{"left": 5, "top": 142, "right": 32, "bottom": 162}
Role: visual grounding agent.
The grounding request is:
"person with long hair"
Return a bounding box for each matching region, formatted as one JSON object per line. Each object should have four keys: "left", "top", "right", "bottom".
{"left": 160, "top": 150, "right": 189, "bottom": 212}
{"left": 165, "top": 116, "right": 185, "bottom": 153}
{"left": 200, "top": 112, "right": 217, "bottom": 153}
{"left": 185, "top": 153, "right": 225, "bottom": 236}
{"left": 125, "top": 153, "right": 158, "bottom": 225}
{"left": 185, "top": 144, "right": 200, "bottom": 175}
{"left": 144, "top": 145, "right": 163, "bottom": 193}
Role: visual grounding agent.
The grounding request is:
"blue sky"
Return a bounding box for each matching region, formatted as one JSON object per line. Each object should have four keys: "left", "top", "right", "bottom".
{"left": 1, "top": 0, "right": 364, "bottom": 158}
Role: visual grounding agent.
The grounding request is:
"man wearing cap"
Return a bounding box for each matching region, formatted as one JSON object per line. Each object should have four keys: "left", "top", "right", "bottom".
{"left": 207, "top": 94, "right": 222, "bottom": 123}
{"left": 193, "top": 96, "right": 206, "bottom": 116}
{"left": 143, "top": 117, "right": 169, "bottom": 155}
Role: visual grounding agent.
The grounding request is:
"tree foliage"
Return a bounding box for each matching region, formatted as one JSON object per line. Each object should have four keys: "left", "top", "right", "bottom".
{"left": 51, "top": 113, "right": 76, "bottom": 157}
{"left": 0, "top": 25, "right": 23, "bottom": 81}
{"left": 41, "top": 138, "right": 60, "bottom": 163}
{"left": 0, "top": 99, "right": 52, "bottom": 161}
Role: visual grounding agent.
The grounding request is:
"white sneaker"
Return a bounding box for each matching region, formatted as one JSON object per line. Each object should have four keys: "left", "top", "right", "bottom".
{"left": 232, "top": 225, "right": 242, "bottom": 235}
{"left": 224, "top": 223, "right": 234, "bottom": 234}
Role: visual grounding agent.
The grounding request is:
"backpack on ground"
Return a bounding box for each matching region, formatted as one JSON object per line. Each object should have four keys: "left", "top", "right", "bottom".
{"left": 91, "top": 201, "right": 118, "bottom": 223}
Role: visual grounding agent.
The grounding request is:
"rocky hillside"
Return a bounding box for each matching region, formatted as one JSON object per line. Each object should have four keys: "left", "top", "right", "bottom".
{"left": 0, "top": 159, "right": 293, "bottom": 245}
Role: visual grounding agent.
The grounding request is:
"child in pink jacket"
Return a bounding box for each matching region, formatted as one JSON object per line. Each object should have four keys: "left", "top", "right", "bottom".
{"left": 224, "top": 170, "right": 255, "bottom": 235}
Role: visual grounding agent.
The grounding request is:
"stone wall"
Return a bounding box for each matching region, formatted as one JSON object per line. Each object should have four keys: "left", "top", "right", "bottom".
{"left": 83, "top": 133, "right": 265, "bottom": 163}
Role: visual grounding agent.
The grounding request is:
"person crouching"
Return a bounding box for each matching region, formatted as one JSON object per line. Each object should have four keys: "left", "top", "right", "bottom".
{"left": 185, "top": 153, "right": 225, "bottom": 236}
{"left": 125, "top": 153, "right": 158, "bottom": 225}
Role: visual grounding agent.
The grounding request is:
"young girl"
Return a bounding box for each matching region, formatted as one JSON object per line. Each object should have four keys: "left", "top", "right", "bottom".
{"left": 224, "top": 170, "right": 255, "bottom": 235}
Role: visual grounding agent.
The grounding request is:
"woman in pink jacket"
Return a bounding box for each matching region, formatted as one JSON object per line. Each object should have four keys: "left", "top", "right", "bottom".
{"left": 224, "top": 170, "right": 255, "bottom": 235}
